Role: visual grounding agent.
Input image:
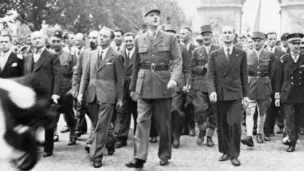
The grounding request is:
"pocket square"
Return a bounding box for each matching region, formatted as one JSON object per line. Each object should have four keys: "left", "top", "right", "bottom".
{"left": 300, "top": 65, "right": 304, "bottom": 68}
{"left": 106, "top": 62, "right": 113, "bottom": 65}
{"left": 12, "top": 63, "right": 18, "bottom": 67}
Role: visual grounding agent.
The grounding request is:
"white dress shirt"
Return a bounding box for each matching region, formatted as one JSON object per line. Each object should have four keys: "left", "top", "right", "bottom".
{"left": 126, "top": 48, "right": 135, "bottom": 59}
{"left": 291, "top": 52, "right": 300, "bottom": 63}
{"left": 203, "top": 44, "right": 211, "bottom": 54}
{"left": 0, "top": 49, "right": 12, "bottom": 70}
{"left": 223, "top": 44, "right": 233, "bottom": 58}
{"left": 99, "top": 46, "right": 110, "bottom": 60}
{"left": 33, "top": 46, "right": 46, "bottom": 63}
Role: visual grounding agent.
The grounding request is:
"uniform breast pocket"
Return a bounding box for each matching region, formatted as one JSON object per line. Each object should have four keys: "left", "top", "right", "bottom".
{"left": 158, "top": 46, "right": 170, "bottom": 53}
{"left": 135, "top": 71, "right": 145, "bottom": 95}
{"left": 139, "top": 47, "right": 148, "bottom": 54}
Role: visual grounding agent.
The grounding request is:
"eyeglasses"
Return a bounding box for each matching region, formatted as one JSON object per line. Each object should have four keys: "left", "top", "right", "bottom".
{"left": 52, "top": 40, "right": 61, "bottom": 43}
{"left": 196, "top": 39, "right": 203, "bottom": 42}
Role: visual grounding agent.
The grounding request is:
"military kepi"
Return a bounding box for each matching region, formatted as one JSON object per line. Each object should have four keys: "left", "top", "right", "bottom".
{"left": 252, "top": 32, "right": 266, "bottom": 40}
{"left": 286, "top": 33, "right": 304, "bottom": 42}
{"left": 53, "top": 30, "right": 63, "bottom": 39}
{"left": 141, "top": 4, "right": 160, "bottom": 17}
{"left": 200, "top": 25, "right": 212, "bottom": 34}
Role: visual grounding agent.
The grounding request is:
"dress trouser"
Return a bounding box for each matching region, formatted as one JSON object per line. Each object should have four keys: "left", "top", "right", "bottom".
{"left": 283, "top": 103, "right": 304, "bottom": 147}
{"left": 45, "top": 94, "right": 76, "bottom": 153}
{"left": 171, "top": 91, "right": 186, "bottom": 140}
{"left": 87, "top": 99, "right": 114, "bottom": 162}
{"left": 183, "top": 94, "right": 195, "bottom": 132}
{"left": 114, "top": 92, "right": 138, "bottom": 142}
{"left": 134, "top": 98, "right": 171, "bottom": 161}
{"left": 75, "top": 100, "right": 88, "bottom": 134}
{"left": 264, "top": 94, "right": 285, "bottom": 135}
{"left": 216, "top": 100, "right": 242, "bottom": 158}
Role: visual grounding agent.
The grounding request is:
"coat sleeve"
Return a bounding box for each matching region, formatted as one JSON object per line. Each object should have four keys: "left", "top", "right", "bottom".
{"left": 207, "top": 51, "right": 216, "bottom": 94}
{"left": 170, "top": 35, "right": 182, "bottom": 82}
{"left": 129, "top": 38, "right": 141, "bottom": 91}
{"left": 181, "top": 46, "right": 191, "bottom": 85}
{"left": 52, "top": 54, "right": 62, "bottom": 96}
{"left": 72, "top": 52, "right": 84, "bottom": 92}
{"left": 79, "top": 57, "right": 90, "bottom": 95}
{"left": 114, "top": 54, "right": 124, "bottom": 100}
{"left": 274, "top": 60, "right": 284, "bottom": 93}
{"left": 240, "top": 51, "right": 249, "bottom": 97}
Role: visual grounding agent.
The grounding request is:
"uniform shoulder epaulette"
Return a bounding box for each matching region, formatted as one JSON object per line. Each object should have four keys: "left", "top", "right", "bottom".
{"left": 279, "top": 54, "right": 289, "bottom": 63}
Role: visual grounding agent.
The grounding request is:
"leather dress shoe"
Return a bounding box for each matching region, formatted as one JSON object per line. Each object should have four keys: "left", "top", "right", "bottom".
{"left": 276, "top": 128, "right": 284, "bottom": 134}
{"left": 85, "top": 144, "right": 90, "bottom": 153}
{"left": 219, "top": 154, "right": 230, "bottom": 161}
{"left": 160, "top": 159, "right": 169, "bottom": 166}
{"left": 42, "top": 152, "right": 53, "bottom": 158}
{"left": 150, "top": 137, "right": 158, "bottom": 143}
{"left": 230, "top": 157, "right": 241, "bottom": 166}
{"left": 189, "top": 129, "right": 196, "bottom": 136}
{"left": 264, "top": 136, "right": 271, "bottom": 141}
{"left": 53, "top": 134, "right": 59, "bottom": 142}
{"left": 196, "top": 137, "right": 204, "bottom": 146}
{"left": 287, "top": 146, "right": 295, "bottom": 152}
{"left": 172, "top": 139, "right": 180, "bottom": 148}
{"left": 114, "top": 141, "right": 127, "bottom": 148}
{"left": 256, "top": 134, "right": 264, "bottom": 143}
{"left": 68, "top": 138, "right": 76, "bottom": 146}
{"left": 206, "top": 137, "right": 214, "bottom": 147}
{"left": 241, "top": 136, "right": 254, "bottom": 147}
{"left": 125, "top": 159, "right": 144, "bottom": 169}
{"left": 93, "top": 160, "right": 102, "bottom": 168}
{"left": 60, "top": 126, "right": 70, "bottom": 133}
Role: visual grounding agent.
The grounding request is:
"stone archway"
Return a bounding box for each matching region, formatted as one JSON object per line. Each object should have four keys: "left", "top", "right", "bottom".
{"left": 196, "top": 0, "right": 304, "bottom": 35}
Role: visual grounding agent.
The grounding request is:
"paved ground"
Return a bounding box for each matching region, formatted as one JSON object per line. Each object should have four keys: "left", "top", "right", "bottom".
{"left": 1, "top": 116, "right": 304, "bottom": 171}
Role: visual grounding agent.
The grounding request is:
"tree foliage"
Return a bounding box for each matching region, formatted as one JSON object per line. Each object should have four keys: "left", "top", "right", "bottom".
{"left": 1, "top": 0, "right": 188, "bottom": 33}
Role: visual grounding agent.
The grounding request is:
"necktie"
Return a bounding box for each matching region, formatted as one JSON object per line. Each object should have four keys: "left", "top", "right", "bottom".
{"left": 99, "top": 50, "right": 103, "bottom": 66}
{"left": 126, "top": 51, "right": 130, "bottom": 66}
{"left": 227, "top": 48, "right": 230, "bottom": 62}
{"left": 117, "top": 47, "right": 120, "bottom": 52}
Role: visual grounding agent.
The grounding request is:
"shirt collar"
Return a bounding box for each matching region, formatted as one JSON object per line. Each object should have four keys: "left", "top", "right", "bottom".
{"left": 100, "top": 46, "right": 110, "bottom": 56}
{"left": 148, "top": 28, "right": 160, "bottom": 38}
{"left": 0, "top": 48, "right": 13, "bottom": 57}
{"left": 126, "top": 47, "right": 135, "bottom": 55}
{"left": 223, "top": 44, "right": 233, "bottom": 54}
{"left": 34, "top": 46, "right": 46, "bottom": 54}
{"left": 291, "top": 51, "right": 300, "bottom": 62}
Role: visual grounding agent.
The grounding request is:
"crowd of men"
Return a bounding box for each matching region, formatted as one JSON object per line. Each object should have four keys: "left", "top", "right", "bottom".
{"left": 1, "top": 4, "right": 304, "bottom": 170}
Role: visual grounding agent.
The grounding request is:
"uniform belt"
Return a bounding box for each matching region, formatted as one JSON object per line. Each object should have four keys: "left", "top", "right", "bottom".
{"left": 140, "top": 63, "right": 169, "bottom": 72}
{"left": 248, "top": 72, "right": 268, "bottom": 77}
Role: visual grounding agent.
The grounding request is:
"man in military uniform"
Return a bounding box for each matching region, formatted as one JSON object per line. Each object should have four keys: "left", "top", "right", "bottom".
{"left": 164, "top": 27, "right": 191, "bottom": 148}
{"left": 275, "top": 33, "right": 304, "bottom": 152}
{"left": 241, "top": 32, "right": 275, "bottom": 147}
{"left": 125, "top": 5, "right": 182, "bottom": 169}
{"left": 50, "top": 30, "right": 77, "bottom": 146}
{"left": 191, "top": 25, "right": 219, "bottom": 147}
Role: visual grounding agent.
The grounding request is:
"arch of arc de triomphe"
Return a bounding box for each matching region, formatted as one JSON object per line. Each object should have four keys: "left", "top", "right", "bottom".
{"left": 196, "top": 0, "right": 304, "bottom": 35}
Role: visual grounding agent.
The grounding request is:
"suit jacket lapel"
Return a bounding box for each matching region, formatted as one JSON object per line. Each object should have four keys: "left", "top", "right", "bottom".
{"left": 98, "top": 47, "right": 113, "bottom": 71}
{"left": 291, "top": 54, "right": 304, "bottom": 72}
{"left": 128, "top": 52, "right": 135, "bottom": 68}
{"left": 1, "top": 52, "right": 14, "bottom": 73}
{"left": 217, "top": 48, "right": 228, "bottom": 68}
{"left": 225, "top": 47, "right": 241, "bottom": 74}
{"left": 33, "top": 49, "right": 49, "bottom": 72}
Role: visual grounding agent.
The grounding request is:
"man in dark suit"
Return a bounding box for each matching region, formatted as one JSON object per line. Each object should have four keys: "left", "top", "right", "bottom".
{"left": 125, "top": 5, "right": 182, "bottom": 169}
{"left": 191, "top": 25, "right": 219, "bottom": 147}
{"left": 77, "top": 28, "right": 123, "bottom": 168}
{"left": 0, "top": 34, "right": 23, "bottom": 78}
{"left": 275, "top": 33, "right": 304, "bottom": 152}
{"left": 72, "top": 31, "right": 99, "bottom": 142}
{"left": 113, "top": 32, "right": 138, "bottom": 148}
{"left": 23, "top": 31, "right": 61, "bottom": 158}
{"left": 164, "top": 27, "right": 191, "bottom": 148}
{"left": 264, "top": 32, "right": 286, "bottom": 138}
{"left": 207, "top": 26, "right": 249, "bottom": 167}
{"left": 179, "top": 26, "right": 196, "bottom": 136}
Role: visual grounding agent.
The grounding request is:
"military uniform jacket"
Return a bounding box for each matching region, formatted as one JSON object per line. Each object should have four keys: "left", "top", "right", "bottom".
{"left": 129, "top": 30, "right": 182, "bottom": 99}
{"left": 275, "top": 53, "right": 304, "bottom": 103}
{"left": 207, "top": 47, "right": 248, "bottom": 101}
{"left": 191, "top": 45, "right": 219, "bottom": 92}
{"left": 247, "top": 49, "right": 275, "bottom": 100}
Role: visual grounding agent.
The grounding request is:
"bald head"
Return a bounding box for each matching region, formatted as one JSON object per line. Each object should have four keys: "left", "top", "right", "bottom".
{"left": 31, "top": 31, "right": 47, "bottom": 49}
{"left": 88, "top": 30, "right": 99, "bottom": 50}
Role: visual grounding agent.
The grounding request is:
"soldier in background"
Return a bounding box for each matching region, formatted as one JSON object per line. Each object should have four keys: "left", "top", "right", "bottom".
{"left": 275, "top": 33, "right": 304, "bottom": 152}
{"left": 125, "top": 5, "right": 182, "bottom": 169}
{"left": 241, "top": 32, "right": 275, "bottom": 147}
{"left": 191, "top": 25, "right": 219, "bottom": 147}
